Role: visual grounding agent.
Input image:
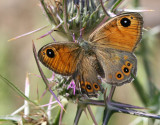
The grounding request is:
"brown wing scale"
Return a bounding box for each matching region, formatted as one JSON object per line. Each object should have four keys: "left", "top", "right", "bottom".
{"left": 74, "top": 53, "right": 104, "bottom": 97}
{"left": 94, "top": 48, "right": 137, "bottom": 85}
{"left": 38, "top": 42, "right": 82, "bottom": 76}
{"left": 89, "top": 12, "right": 143, "bottom": 52}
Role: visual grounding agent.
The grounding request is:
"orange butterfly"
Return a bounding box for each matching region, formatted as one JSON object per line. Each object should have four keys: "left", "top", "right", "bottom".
{"left": 38, "top": 12, "right": 143, "bottom": 97}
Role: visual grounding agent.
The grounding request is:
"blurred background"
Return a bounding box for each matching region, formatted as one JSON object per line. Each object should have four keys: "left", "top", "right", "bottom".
{"left": 0, "top": 0, "right": 160, "bottom": 124}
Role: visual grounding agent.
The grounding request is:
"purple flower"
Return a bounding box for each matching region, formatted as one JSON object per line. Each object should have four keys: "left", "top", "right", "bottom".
{"left": 67, "top": 80, "right": 76, "bottom": 95}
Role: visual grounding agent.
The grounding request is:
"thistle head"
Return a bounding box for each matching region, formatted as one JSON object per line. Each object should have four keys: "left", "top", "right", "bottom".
{"left": 40, "top": 0, "right": 110, "bottom": 40}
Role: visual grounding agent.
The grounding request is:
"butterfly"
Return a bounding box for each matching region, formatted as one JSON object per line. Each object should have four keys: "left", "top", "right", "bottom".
{"left": 38, "top": 12, "right": 143, "bottom": 97}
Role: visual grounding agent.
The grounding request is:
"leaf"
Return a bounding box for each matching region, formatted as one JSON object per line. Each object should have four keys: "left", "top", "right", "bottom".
{"left": 0, "top": 74, "right": 37, "bottom": 106}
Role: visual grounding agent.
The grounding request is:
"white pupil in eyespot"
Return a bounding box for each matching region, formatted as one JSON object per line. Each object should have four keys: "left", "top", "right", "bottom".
{"left": 124, "top": 20, "right": 127, "bottom": 23}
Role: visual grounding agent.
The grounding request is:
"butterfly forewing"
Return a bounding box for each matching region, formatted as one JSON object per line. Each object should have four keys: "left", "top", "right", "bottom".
{"left": 89, "top": 12, "right": 143, "bottom": 52}
{"left": 38, "top": 42, "right": 83, "bottom": 76}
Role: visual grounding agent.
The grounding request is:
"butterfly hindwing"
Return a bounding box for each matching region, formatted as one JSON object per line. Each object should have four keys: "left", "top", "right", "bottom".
{"left": 74, "top": 53, "right": 104, "bottom": 97}
{"left": 94, "top": 47, "right": 137, "bottom": 85}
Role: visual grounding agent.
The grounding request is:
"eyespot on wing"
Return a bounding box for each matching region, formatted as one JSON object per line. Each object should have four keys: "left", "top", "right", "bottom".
{"left": 38, "top": 42, "right": 82, "bottom": 76}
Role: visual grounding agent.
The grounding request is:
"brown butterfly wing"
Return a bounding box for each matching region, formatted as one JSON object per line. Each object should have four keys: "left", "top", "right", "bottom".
{"left": 38, "top": 42, "right": 83, "bottom": 76}
{"left": 89, "top": 12, "right": 143, "bottom": 52}
{"left": 94, "top": 48, "right": 137, "bottom": 85}
{"left": 38, "top": 42, "right": 103, "bottom": 96}
{"left": 89, "top": 12, "right": 143, "bottom": 85}
{"left": 74, "top": 53, "right": 104, "bottom": 97}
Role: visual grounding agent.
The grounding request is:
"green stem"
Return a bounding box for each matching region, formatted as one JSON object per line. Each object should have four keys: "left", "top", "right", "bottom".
{"left": 141, "top": 38, "right": 159, "bottom": 102}
{"left": 87, "top": 106, "right": 98, "bottom": 125}
{"left": 103, "top": 108, "right": 112, "bottom": 125}
{"left": 74, "top": 104, "right": 85, "bottom": 125}
{"left": 63, "top": 0, "right": 69, "bottom": 33}
{"left": 133, "top": 77, "right": 149, "bottom": 106}
{"left": 110, "top": 0, "right": 123, "bottom": 12}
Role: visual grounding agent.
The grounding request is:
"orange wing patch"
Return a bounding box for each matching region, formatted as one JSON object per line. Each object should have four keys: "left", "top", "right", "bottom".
{"left": 124, "top": 55, "right": 128, "bottom": 60}
{"left": 115, "top": 71, "right": 124, "bottom": 80}
{"left": 125, "top": 61, "right": 132, "bottom": 69}
{"left": 122, "top": 65, "right": 130, "bottom": 76}
{"left": 89, "top": 13, "right": 143, "bottom": 52}
{"left": 93, "top": 83, "right": 100, "bottom": 91}
{"left": 80, "top": 81, "right": 101, "bottom": 93}
{"left": 38, "top": 42, "right": 82, "bottom": 76}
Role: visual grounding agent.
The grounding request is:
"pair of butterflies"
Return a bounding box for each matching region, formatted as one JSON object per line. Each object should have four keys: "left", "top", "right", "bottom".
{"left": 38, "top": 12, "right": 143, "bottom": 97}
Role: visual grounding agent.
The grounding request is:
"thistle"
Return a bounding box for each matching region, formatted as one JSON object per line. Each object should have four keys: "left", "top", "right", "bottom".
{"left": 35, "top": 0, "right": 160, "bottom": 124}
{"left": 1, "top": 0, "right": 160, "bottom": 125}
{"left": 39, "top": 0, "right": 116, "bottom": 40}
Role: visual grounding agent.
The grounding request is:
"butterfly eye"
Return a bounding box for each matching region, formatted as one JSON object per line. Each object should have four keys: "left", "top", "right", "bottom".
{"left": 122, "top": 65, "right": 130, "bottom": 76}
{"left": 125, "top": 61, "right": 132, "bottom": 69}
{"left": 46, "top": 49, "right": 55, "bottom": 58}
{"left": 120, "top": 18, "right": 131, "bottom": 27}
{"left": 115, "top": 71, "right": 124, "bottom": 80}
{"left": 93, "top": 83, "right": 100, "bottom": 91}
